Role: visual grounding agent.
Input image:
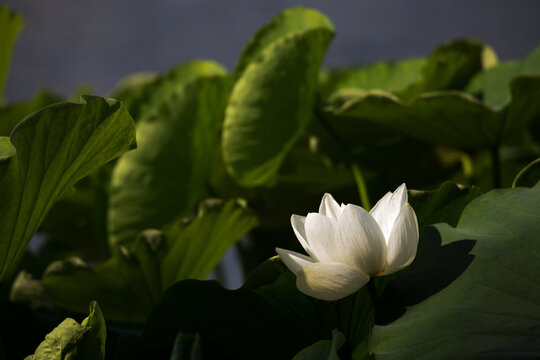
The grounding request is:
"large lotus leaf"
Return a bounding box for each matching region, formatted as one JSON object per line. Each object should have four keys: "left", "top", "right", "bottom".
{"left": 114, "top": 61, "right": 226, "bottom": 122}
{"left": 108, "top": 65, "right": 231, "bottom": 247}
{"left": 292, "top": 329, "right": 345, "bottom": 360}
{"left": 0, "top": 91, "right": 63, "bottom": 136}
{"left": 12, "top": 243, "right": 161, "bottom": 324}
{"left": 467, "top": 45, "right": 540, "bottom": 109}
{"left": 371, "top": 182, "right": 540, "bottom": 359}
{"left": 0, "top": 6, "right": 24, "bottom": 98}
{"left": 326, "top": 74, "right": 540, "bottom": 149}
{"left": 25, "top": 301, "right": 106, "bottom": 360}
{"left": 400, "top": 38, "right": 497, "bottom": 100}
{"left": 222, "top": 7, "right": 334, "bottom": 187}
{"left": 234, "top": 7, "right": 333, "bottom": 77}
{"left": 319, "top": 58, "right": 426, "bottom": 100}
{"left": 161, "top": 198, "right": 258, "bottom": 287}
{"left": 408, "top": 181, "right": 481, "bottom": 231}
{"left": 0, "top": 96, "right": 136, "bottom": 282}
{"left": 466, "top": 60, "right": 522, "bottom": 109}
{"left": 143, "top": 257, "right": 373, "bottom": 360}
{"left": 11, "top": 199, "right": 257, "bottom": 323}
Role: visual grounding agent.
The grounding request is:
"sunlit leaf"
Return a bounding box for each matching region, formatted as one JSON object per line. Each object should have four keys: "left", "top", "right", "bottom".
{"left": 161, "top": 198, "right": 258, "bottom": 287}
{"left": 12, "top": 199, "right": 257, "bottom": 323}
{"left": 467, "top": 45, "right": 540, "bottom": 109}
{"left": 0, "top": 96, "right": 136, "bottom": 282}
{"left": 25, "top": 301, "right": 106, "bottom": 360}
{"left": 372, "top": 183, "right": 540, "bottom": 359}
{"left": 401, "top": 38, "right": 497, "bottom": 99}
{"left": 223, "top": 7, "right": 334, "bottom": 186}
{"left": 320, "top": 58, "right": 426, "bottom": 100}
{"left": 108, "top": 61, "right": 231, "bottom": 247}
{"left": 325, "top": 74, "right": 540, "bottom": 149}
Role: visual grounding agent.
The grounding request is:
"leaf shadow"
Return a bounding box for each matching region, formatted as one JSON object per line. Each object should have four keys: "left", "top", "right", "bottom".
{"left": 375, "top": 226, "right": 476, "bottom": 325}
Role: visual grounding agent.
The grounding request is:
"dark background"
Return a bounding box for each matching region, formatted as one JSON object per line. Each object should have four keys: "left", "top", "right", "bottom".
{"left": 3, "top": 0, "right": 540, "bottom": 101}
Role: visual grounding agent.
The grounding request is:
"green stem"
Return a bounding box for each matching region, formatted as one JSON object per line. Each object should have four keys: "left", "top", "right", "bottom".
{"left": 352, "top": 163, "right": 371, "bottom": 211}
{"left": 490, "top": 145, "right": 501, "bottom": 188}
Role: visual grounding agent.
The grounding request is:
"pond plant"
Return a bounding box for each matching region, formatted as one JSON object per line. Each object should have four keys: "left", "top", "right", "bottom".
{"left": 0, "top": 5, "right": 539, "bottom": 360}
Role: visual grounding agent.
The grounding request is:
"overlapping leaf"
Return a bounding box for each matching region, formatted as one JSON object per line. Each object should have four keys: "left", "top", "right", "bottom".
{"left": 113, "top": 61, "right": 226, "bottom": 122}
{"left": 0, "top": 96, "right": 136, "bottom": 281}
{"left": 108, "top": 61, "right": 232, "bottom": 247}
{"left": 467, "top": 45, "right": 540, "bottom": 109}
{"left": 12, "top": 199, "right": 258, "bottom": 323}
{"left": 222, "top": 7, "right": 334, "bottom": 186}
{"left": 142, "top": 257, "right": 373, "bottom": 360}
{"left": 0, "top": 91, "right": 63, "bottom": 137}
{"left": 319, "top": 58, "right": 426, "bottom": 100}
{"left": 25, "top": 301, "right": 106, "bottom": 360}
{"left": 325, "top": 74, "right": 540, "bottom": 149}
{"left": 372, "top": 182, "right": 540, "bottom": 359}
{"left": 399, "top": 38, "right": 496, "bottom": 99}
{"left": 292, "top": 329, "right": 344, "bottom": 360}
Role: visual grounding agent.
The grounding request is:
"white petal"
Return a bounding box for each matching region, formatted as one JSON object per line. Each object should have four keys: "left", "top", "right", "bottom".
{"left": 304, "top": 213, "right": 338, "bottom": 262}
{"left": 291, "top": 215, "right": 317, "bottom": 259}
{"left": 384, "top": 203, "right": 419, "bottom": 275}
{"left": 318, "top": 193, "right": 342, "bottom": 220}
{"left": 296, "top": 262, "right": 369, "bottom": 301}
{"left": 276, "top": 248, "right": 314, "bottom": 275}
{"left": 335, "top": 204, "right": 387, "bottom": 276}
{"left": 370, "top": 183, "right": 408, "bottom": 241}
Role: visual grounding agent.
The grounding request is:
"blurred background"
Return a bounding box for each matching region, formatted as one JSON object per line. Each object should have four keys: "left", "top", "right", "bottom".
{"left": 3, "top": 0, "right": 540, "bottom": 101}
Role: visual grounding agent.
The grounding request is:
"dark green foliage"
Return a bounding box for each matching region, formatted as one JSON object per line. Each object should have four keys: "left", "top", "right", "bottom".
{"left": 1, "top": 5, "right": 539, "bottom": 360}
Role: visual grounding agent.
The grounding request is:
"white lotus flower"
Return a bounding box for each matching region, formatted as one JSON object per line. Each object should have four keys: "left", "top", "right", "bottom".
{"left": 276, "top": 183, "right": 419, "bottom": 301}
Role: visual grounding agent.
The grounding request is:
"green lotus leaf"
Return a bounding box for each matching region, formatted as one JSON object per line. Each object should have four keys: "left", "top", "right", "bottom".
{"left": 371, "top": 182, "right": 540, "bottom": 359}
{"left": 11, "top": 199, "right": 257, "bottom": 323}
{"left": 0, "top": 95, "right": 136, "bottom": 282}
{"left": 108, "top": 61, "right": 231, "bottom": 247}
{"left": 325, "top": 74, "right": 540, "bottom": 149}
{"left": 320, "top": 57, "right": 426, "bottom": 100}
{"left": 222, "top": 7, "right": 334, "bottom": 186}
{"left": 25, "top": 301, "right": 106, "bottom": 360}
{"left": 467, "top": 45, "right": 540, "bottom": 109}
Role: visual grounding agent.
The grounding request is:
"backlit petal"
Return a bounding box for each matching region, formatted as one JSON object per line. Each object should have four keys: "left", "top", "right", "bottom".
{"left": 336, "top": 204, "right": 387, "bottom": 276}
{"left": 297, "top": 262, "right": 369, "bottom": 301}
{"left": 304, "top": 213, "right": 338, "bottom": 262}
{"left": 384, "top": 203, "right": 419, "bottom": 275}
{"left": 276, "top": 248, "right": 314, "bottom": 275}
{"left": 291, "top": 215, "right": 317, "bottom": 259}
{"left": 370, "top": 183, "right": 407, "bottom": 241}
{"left": 319, "top": 193, "right": 342, "bottom": 220}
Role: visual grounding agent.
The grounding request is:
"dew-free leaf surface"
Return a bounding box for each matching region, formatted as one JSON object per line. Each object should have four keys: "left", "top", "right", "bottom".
{"left": 325, "top": 75, "right": 540, "bottom": 149}
{"left": 372, "top": 182, "right": 540, "bottom": 359}
{"left": 25, "top": 301, "right": 106, "bottom": 360}
{"left": 0, "top": 95, "right": 136, "bottom": 281}
{"left": 12, "top": 199, "right": 257, "bottom": 323}
{"left": 223, "top": 7, "right": 334, "bottom": 186}
{"left": 108, "top": 61, "right": 231, "bottom": 247}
